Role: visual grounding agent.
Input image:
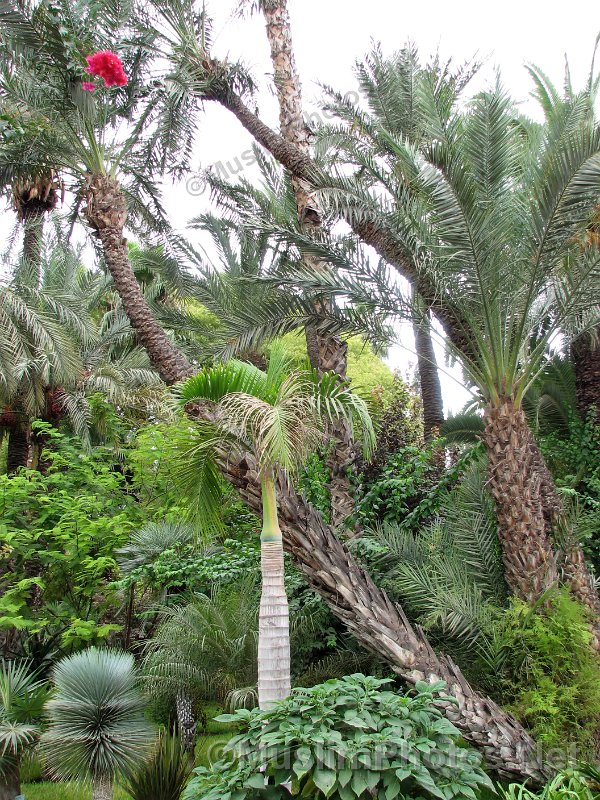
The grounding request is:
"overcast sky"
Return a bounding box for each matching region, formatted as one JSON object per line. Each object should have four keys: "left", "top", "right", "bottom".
{"left": 4, "top": 1, "right": 598, "bottom": 412}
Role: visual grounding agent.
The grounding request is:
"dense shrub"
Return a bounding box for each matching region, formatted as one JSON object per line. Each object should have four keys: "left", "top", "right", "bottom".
{"left": 185, "top": 674, "right": 493, "bottom": 800}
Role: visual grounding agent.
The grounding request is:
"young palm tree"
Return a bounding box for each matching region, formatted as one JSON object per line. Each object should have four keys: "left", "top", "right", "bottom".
{"left": 41, "top": 648, "right": 154, "bottom": 800}
{"left": 175, "top": 344, "right": 374, "bottom": 708}
{"left": 0, "top": 660, "right": 47, "bottom": 800}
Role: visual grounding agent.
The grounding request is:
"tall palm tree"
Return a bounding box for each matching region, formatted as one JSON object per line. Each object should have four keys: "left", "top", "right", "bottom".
{"left": 175, "top": 344, "right": 375, "bottom": 708}
{"left": 41, "top": 648, "right": 154, "bottom": 800}
{"left": 0, "top": 660, "right": 48, "bottom": 800}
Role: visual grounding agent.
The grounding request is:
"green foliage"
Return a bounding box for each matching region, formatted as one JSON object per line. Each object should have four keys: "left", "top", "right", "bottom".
{"left": 360, "top": 462, "right": 505, "bottom": 666}
{"left": 357, "top": 441, "right": 482, "bottom": 529}
{"left": 298, "top": 452, "right": 332, "bottom": 523}
{"left": 492, "top": 591, "right": 600, "bottom": 759}
{"left": 41, "top": 648, "right": 154, "bottom": 783}
{"left": 0, "top": 660, "right": 48, "bottom": 778}
{"left": 539, "top": 411, "right": 600, "bottom": 572}
{"left": 501, "top": 770, "right": 599, "bottom": 800}
{"left": 143, "top": 584, "right": 259, "bottom": 710}
{"left": 22, "top": 783, "right": 130, "bottom": 800}
{"left": 124, "top": 730, "right": 192, "bottom": 800}
{"left": 185, "top": 674, "right": 492, "bottom": 800}
{"left": 0, "top": 428, "right": 142, "bottom": 660}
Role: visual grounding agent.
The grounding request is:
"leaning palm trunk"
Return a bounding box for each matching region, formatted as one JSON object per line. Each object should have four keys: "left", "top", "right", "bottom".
{"left": 21, "top": 202, "right": 45, "bottom": 285}
{"left": 484, "top": 397, "right": 558, "bottom": 601}
{"left": 92, "top": 775, "right": 112, "bottom": 800}
{"left": 225, "top": 450, "right": 551, "bottom": 783}
{"left": 261, "top": 0, "right": 356, "bottom": 527}
{"left": 258, "top": 475, "right": 291, "bottom": 708}
{"left": 82, "top": 174, "right": 193, "bottom": 386}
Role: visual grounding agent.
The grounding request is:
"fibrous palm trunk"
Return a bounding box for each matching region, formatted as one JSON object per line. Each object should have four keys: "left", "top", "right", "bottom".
{"left": 6, "top": 417, "right": 31, "bottom": 474}
{"left": 21, "top": 202, "right": 46, "bottom": 286}
{"left": 484, "top": 397, "right": 557, "bottom": 602}
{"left": 175, "top": 691, "right": 197, "bottom": 754}
{"left": 411, "top": 293, "right": 444, "bottom": 441}
{"left": 572, "top": 331, "right": 600, "bottom": 426}
{"left": 82, "top": 174, "right": 194, "bottom": 386}
{"left": 261, "top": 0, "right": 356, "bottom": 528}
{"left": 92, "top": 775, "right": 112, "bottom": 800}
{"left": 258, "top": 476, "right": 291, "bottom": 708}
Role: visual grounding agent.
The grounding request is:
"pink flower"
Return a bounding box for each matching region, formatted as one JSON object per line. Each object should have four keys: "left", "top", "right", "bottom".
{"left": 85, "top": 51, "right": 128, "bottom": 88}
{"left": 82, "top": 81, "right": 96, "bottom": 92}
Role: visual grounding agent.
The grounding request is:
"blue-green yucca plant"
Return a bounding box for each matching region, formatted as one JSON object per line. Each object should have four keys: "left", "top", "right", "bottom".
{"left": 40, "top": 648, "right": 154, "bottom": 800}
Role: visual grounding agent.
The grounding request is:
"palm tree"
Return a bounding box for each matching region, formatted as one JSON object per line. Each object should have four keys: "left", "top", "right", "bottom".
{"left": 0, "top": 660, "right": 47, "bottom": 800}
{"left": 0, "top": 0, "right": 193, "bottom": 386}
{"left": 175, "top": 344, "right": 374, "bottom": 708}
{"left": 143, "top": 583, "right": 259, "bottom": 730}
{"left": 41, "top": 648, "right": 154, "bottom": 800}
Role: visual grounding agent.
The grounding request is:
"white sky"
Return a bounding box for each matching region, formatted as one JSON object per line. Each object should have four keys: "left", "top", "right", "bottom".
{"left": 4, "top": 0, "right": 598, "bottom": 412}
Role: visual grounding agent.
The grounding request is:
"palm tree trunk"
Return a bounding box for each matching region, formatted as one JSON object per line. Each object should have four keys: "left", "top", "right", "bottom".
{"left": 258, "top": 475, "right": 291, "bottom": 708}
{"left": 224, "top": 451, "right": 550, "bottom": 783}
{"left": 0, "top": 760, "right": 21, "bottom": 800}
{"left": 92, "top": 775, "right": 113, "bottom": 800}
{"left": 572, "top": 330, "right": 600, "bottom": 425}
{"left": 175, "top": 690, "right": 197, "bottom": 754}
{"left": 484, "top": 396, "right": 557, "bottom": 602}
{"left": 21, "top": 202, "right": 45, "bottom": 287}
{"left": 82, "top": 174, "right": 194, "bottom": 386}
{"left": 260, "top": 0, "right": 356, "bottom": 528}
{"left": 6, "top": 419, "right": 31, "bottom": 474}
{"left": 412, "top": 292, "right": 444, "bottom": 440}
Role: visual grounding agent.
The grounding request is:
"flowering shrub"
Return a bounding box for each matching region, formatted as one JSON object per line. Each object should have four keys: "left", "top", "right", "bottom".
{"left": 85, "top": 50, "right": 127, "bottom": 88}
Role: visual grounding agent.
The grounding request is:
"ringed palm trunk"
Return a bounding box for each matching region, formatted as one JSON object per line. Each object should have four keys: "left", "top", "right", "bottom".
{"left": 261, "top": 0, "right": 357, "bottom": 528}
{"left": 92, "top": 775, "right": 112, "bottom": 800}
{"left": 258, "top": 474, "right": 291, "bottom": 708}
{"left": 484, "top": 396, "right": 558, "bottom": 601}
{"left": 82, "top": 174, "right": 194, "bottom": 386}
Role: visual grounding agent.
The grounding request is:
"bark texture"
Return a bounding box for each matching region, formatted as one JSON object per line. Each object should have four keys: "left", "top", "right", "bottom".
{"left": 82, "top": 174, "right": 194, "bottom": 385}
{"left": 6, "top": 419, "right": 31, "bottom": 474}
{"left": 484, "top": 398, "right": 558, "bottom": 602}
{"left": 261, "top": 1, "right": 357, "bottom": 527}
{"left": 21, "top": 202, "right": 46, "bottom": 286}
{"left": 412, "top": 304, "right": 444, "bottom": 440}
{"left": 258, "top": 539, "right": 291, "bottom": 709}
{"left": 92, "top": 775, "right": 113, "bottom": 800}
{"left": 572, "top": 331, "right": 600, "bottom": 426}
{"left": 221, "top": 446, "right": 551, "bottom": 783}
{"left": 176, "top": 691, "right": 197, "bottom": 753}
